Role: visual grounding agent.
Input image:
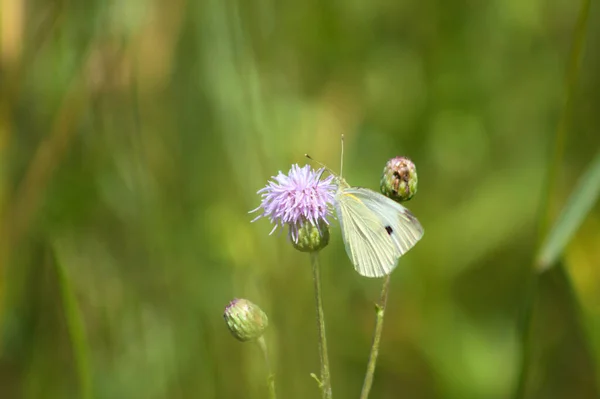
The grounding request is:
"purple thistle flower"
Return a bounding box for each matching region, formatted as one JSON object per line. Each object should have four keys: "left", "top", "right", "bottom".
{"left": 251, "top": 164, "right": 336, "bottom": 243}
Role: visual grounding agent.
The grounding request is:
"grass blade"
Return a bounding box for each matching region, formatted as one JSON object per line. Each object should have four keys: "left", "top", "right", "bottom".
{"left": 537, "top": 151, "right": 600, "bottom": 271}
{"left": 53, "top": 245, "right": 94, "bottom": 399}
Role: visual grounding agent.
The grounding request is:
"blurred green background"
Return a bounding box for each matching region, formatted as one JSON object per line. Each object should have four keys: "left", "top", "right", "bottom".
{"left": 1, "top": 0, "right": 599, "bottom": 398}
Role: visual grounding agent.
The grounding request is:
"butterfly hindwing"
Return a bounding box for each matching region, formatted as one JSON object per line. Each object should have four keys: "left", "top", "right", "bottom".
{"left": 336, "top": 196, "right": 397, "bottom": 277}
{"left": 334, "top": 187, "right": 423, "bottom": 278}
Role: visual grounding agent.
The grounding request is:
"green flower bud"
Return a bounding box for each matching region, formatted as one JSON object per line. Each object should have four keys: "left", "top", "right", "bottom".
{"left": 380, "top": 156, "right": 418, "bottom": 202}
{"left": 291, "top": 219, "right": 330, "bottom": 253}
{"left": 224, "top": 298, "right": 269, "bottom": 342}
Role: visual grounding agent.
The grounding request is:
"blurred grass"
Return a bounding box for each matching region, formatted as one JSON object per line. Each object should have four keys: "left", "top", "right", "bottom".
{"left": 1, "top": 0, "right": 599, "bottom": 398}
{"left": 53, "top": 243, "right": 92, "bottom": 399}
{"left": 537, "top": 150, "right": 600, "bottom": 270}
{"left": 514, "top": 0, "right": 593, "bottom": 397}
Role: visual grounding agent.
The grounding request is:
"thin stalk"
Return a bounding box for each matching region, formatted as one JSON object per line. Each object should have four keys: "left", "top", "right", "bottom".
{"left": 512, "top": 0, "right": 590, "bottom": 398}
{"left": 257, "top": 336, "right": 277, "bottom": 399}
{"left": 53, "top": 248, "right": 93, "bottom": 399}
{"left": 360, "top": 275, "right": 391, "bottom": 399}
{"left": 310, "top": 252, "right": 332, "bottom": 399}
{"left": 513, "top": 272, "right": 539, "bottom": 399}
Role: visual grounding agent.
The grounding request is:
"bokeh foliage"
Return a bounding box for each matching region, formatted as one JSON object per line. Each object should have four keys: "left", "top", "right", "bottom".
{"left": 1, "top": 0, "right": 599, "bottom": 398}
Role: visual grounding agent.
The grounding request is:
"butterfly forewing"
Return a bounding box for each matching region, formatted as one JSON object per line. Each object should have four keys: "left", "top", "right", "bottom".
{"left": 350, "top": 187, "right": 424, "bottom": 250}
{"left": 334, "top": 186, "right": 423, "bottom": 278}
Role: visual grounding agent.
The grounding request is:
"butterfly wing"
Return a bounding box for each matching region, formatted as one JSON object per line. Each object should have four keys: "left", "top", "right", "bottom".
{"left": 334, "top": 187, "right": 423, "bottom": 277}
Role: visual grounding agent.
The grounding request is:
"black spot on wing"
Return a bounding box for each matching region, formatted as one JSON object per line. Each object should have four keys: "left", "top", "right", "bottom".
{"left": 385, "top": 225, "right": 393, "bottom": 235}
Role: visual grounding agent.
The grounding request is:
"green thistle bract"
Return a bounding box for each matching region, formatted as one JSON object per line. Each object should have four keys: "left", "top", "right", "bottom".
{"left": 292, "top": 219, "right": 330, "bottom": 253}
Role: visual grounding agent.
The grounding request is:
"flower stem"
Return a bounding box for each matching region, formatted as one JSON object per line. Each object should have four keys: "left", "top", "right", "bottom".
{"left": 360, "top": 275, "right": 391, "bottom": 399}
{"left": 310, "top": 252, "right": 332, "bottom": 399}
{"left": 257, "top": 336, "right": 277, "bottom": 399}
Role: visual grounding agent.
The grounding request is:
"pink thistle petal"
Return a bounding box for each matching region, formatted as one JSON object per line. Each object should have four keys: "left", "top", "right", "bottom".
{"left": 250, "top": 164, "right": 336, "bottom": 242}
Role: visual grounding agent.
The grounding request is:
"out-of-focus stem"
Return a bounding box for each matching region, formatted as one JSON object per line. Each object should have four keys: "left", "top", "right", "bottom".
{"left": 257, "top": 336, "right": 277, "bottom": 399}
{"left": 53, "top": 247, "right": 93, "bottom": 399}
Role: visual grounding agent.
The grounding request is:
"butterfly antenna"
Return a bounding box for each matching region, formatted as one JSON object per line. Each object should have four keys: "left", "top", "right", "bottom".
{"left": 305, "top": 154, "right": 336, "bottom": 177}
{"left": 340, "top": 134, "right": 344, "bottom": 178}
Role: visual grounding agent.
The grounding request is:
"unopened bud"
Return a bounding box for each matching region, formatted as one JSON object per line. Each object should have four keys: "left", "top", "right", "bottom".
{"left": 224, "top": 298, "right": 269, "bottom": 342}
{"left": 380, "top": 156, "right": 418, "bottom": 202}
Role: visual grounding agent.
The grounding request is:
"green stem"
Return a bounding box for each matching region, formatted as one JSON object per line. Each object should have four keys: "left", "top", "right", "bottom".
{"left": 310, "top": 252, "right": 332, "bottom": 399}
{"left": 512, "top": 0, "right": 590, "bottom": 397}
{"left": 359, "top": 275, "right": 391, "bottom": 399}
{"left": 257, "top": 336, "right": 277, "bottom": 399}
{"left": 513, "top": 273, "right": 539, "bottom": 399}
{"left": 53, "top": 247, "right": 93, "bottom": 399}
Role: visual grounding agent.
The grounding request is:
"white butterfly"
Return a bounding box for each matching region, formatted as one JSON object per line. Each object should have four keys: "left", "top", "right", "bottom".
{"left": 309, "top": 138, "right": 423, "bottom": 278}
{"left": 334, "top": 178, "right": 423, "bottom": 277}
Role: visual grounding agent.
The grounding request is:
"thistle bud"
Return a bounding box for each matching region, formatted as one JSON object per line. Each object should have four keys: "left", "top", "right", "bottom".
{"left": 224, "top": 298, "right": 269, "bottom": 342}
{"left": 380, "top": 156, "right": 418, "bottom": 202}
{"left": 291, "top": 219, "right": 330, "bottom": 253}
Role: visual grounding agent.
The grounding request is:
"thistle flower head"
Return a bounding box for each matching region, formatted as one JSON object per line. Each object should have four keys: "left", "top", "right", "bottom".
{"left": 224, "top": 298, "right": 269, "bottom": 342}
{"left": 251, "top": 164, "right": 336, "bottom": 245}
